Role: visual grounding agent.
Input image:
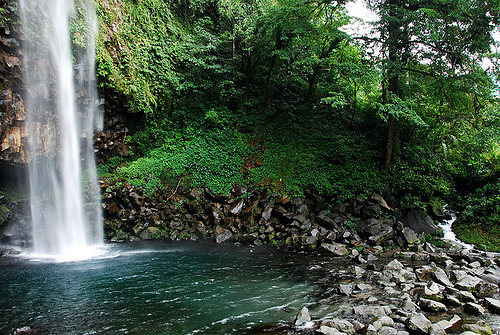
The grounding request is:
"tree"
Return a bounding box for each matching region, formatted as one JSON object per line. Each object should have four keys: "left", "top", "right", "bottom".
{"left": 363, "top": 0, "right": 500, "bottom": 168}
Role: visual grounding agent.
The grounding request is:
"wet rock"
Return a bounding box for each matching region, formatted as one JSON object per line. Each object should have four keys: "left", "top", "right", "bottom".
{"left": 11, "top": 327, "right": 35, "bottom": 335}
{"left": 321, "top": 319, "right": 355, "bottom": 335}
{"left": 456, "top": 275, "right": 482, "bottom": 292}
{"left": 432, "top": 267, "right": 453, "bottom": 287}
{"left": 402, "top": 210, "right": 439, "bottom": 235}
{"left": 461, "top": 321, "right": 493, "bottom": 335}
{"left": 321, "top": 242, "right": 349, "bottom": 256}
{"left": 215, "top": 226, "right": 233, "bottom": 244}
{"left": 484, "top": 297, "right": 500, "bottom": 314}
{"left": 429, "top": 323, "right": 447, "bottom": 335}
{"left": 464, "top": 302, "right": 486, "bottom": 315}
{"left": 419, "top": 298, "right": 447, "bottom": 312}
{"left": 405, "top": 313, "right": 432, "bottom": 335}
{"left": 317, "top": 326, "right": 347, "bottom": 335}
{"left": 294, "top": 306, "right": 312, "bottom": 327}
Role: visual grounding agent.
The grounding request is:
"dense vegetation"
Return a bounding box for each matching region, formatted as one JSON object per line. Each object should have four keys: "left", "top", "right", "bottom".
{"left": 90, "top": 0, "right": 500, "bottom": 248}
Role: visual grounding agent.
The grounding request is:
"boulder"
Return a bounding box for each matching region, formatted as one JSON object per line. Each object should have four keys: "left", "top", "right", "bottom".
{"left": 484, "top": 297, "right": 500, "bottom": 314}
{"left": 294, "top": 306, "right": 312, "bottom": 327}
{"left": 461, "top": 321, "right": 493, "bottom": 335}
{"left": 406, "top": 313, "right": 432, "bottom": 335}
{"left": 353, "top": 305, "right": 391, "bottom": 318}
{"left": 463, "top": 302, "right": 486, "bottom": 315}
{"left": 377, "top": 326, "right": 398, "bottom": 335}
{"left": 419, "top": 298, "right": 447, "bottom": 312}
{"left": 317, "top": 326, "right": 347, "bottom": 335}
{"left": 429, "top": 323, "right": 447, "bottom": 335}
{"left": 456, "top": 275, "right": 482, "bottom": 292}
{"left": 215, "top": 226, "right": 233, "bottom": 244}
{"left": 321, "top": 319, "right": 355, "bottom": 335}
{"left": 385, "top": 259, "right": 405, "bottom": 271}
{"left": 432, "top": 267, "right": 453, "bottom": 287}
{"left": 321, "top": 242, "right": 349, "bottom": 256}
{"left": 402, "top": 227, "right": 421, "bottom": 245}
{"left": 402, "top": 210, "right": 439, "bottom": 234}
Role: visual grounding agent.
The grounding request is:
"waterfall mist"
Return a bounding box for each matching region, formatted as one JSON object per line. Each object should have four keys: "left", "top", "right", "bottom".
{"left": 20, "top": 0, "right": 103, "bottom": 258}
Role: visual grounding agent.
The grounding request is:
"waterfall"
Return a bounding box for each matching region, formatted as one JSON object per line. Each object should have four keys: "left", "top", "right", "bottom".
{"left": 20, "top": 0, "right": 103, "bottom": 259}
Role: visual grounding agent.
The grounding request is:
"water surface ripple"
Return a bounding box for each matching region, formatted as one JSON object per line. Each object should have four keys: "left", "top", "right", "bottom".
{"left": 0, "top": 241, "right": 315, "bottom": 334}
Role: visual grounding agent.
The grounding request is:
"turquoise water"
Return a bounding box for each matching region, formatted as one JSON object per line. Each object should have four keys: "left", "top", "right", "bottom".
{"left": 0, "top": 241, "right": 315, "bottom": 334}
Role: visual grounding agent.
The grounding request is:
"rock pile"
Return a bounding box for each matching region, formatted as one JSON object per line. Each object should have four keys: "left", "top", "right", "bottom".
{"left": 101, "top": 182, "right": 441, "bottom": 255}
{"left": 290, "top": 247, "right": 500, "bottom": 335}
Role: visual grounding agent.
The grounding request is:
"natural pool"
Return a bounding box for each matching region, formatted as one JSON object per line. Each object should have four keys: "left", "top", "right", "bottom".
{"left": 0, "top": 241, "right": 316, "bottom": 334}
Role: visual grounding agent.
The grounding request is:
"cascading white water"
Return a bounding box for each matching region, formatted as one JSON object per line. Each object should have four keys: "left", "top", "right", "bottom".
{"left": 20, "top": 0, "right": 103, "bottom": 259}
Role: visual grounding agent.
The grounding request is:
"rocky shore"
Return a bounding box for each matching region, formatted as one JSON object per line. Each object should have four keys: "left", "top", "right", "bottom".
{"left": 284, "top": 245, "right": 500, "bottom": 335}
{"left": 100, "top": 182, "right": 500, "bottom": 334}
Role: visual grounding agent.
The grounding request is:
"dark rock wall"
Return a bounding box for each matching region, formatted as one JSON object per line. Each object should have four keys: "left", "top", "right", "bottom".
{"left": 0, "top": 1, "right": 27, "bottom": 164}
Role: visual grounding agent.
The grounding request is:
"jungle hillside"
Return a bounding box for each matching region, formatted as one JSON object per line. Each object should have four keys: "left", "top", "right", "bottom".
{"left": 91, "top": 0, "right": 500, "bottom": 249}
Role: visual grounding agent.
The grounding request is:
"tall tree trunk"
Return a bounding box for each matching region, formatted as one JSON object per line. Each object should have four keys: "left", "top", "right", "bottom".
{"left": 383, "top": 0, "right": 402, "bottom": 169}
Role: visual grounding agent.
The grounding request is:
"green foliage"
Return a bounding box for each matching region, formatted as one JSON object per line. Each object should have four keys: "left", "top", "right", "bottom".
{"left": 460, "top": 179, "right": 500, "bottom": 229}
{"left": 117, "top": 127, "right": 249, "bottom": 196}
{"left": 93, "top": 0, "right": 500, "bottom": 232}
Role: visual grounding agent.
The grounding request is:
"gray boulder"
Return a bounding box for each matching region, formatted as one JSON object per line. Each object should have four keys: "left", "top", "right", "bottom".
{"left": 484, "top": 297, "right": 500, "bottom": 314}
{"left": 294, "top": 306, "right": 312, "bottom": 327}
{"left": 419, "top": 298, "right": 447, "bottom": 312}
{"left": 463, "top": 302, "right": 486, "bottom": 315}
{"left": 456, "top": 275, "right": 482, "bottom": 292}
{"left": 402, "top": 210, "right": 439, "bottom": 234}
{"left": 321, "top": 242, "right": 349, "bottom": 256}
{"left": 406, "top": 313, "right": 432, "bottom": 335}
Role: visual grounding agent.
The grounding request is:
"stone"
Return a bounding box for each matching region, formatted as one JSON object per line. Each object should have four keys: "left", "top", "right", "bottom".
{"left": 462, "top": 321, "right": 493, "bottom": 335}
{"left": 353, "top": 305, "right": 391, "bottom": 318}
{"left": 317, "top": 326, "right": 347, "bottom": 335}
{"left": 378, "top": 326, "right": 398, "bottom": 335}
{"left": 406, "top": 313, "right": 432, "bottom": 335}
{"left": 484, "top": 297, "right": 500, "bottom": 314}
{"left": 423, "top": 281, "right": 443, "bottom": 300}
{"left": 456, "top": 275, "right": 482, "bottom": 292}
{"left": 456, "top": 290, "right": 476, "bottom": 302}
{"left": 321, "top": 242, "right": 349, "bottom": 256}
{"left": 482, "top": 273, "right": 500, "bottom": 286}
{"left": 294, "top": 306, "right": 312, "bottom": 327}
{"left": 402, "top": 210, "right": 439, "bottom": 234}
{"left": 215, "top": 226, "right": 233, "bottom": 244}
{"left": 350, "top": 265, "right": 366, "bottom": 277}
{"left": 432, "top": 267, "right": 453, "bottom": 287}
{"left": 370, "top": 194, "right": 393, "bottom": 211}
{"left": 385, "top": 259, "right": 404, "bottom": 271}
{"left": 402, "top": 227, "right": 420, "bottom": 244}
{"left": 321, "top": 319, "right": 355, "bottom": 335}
{"left": 429, "top": 323, "right": 447, "bottom": 335}
{"left": 11, "top": 327, "right": 35, "bottom": 335}
{"left": 338, "top": 283, "right": 353, "bottom": 296}
{"left": 401, "top": 299, "right": 419, "bottom": 312}
{"left": 419, "top": 298, "right": 447, "bottom": 312}
{"left": 463, "top": 302, "right": 486, "bottom": 315}
{"left": 356, "top": 283, "right": 372, "bottom": 291}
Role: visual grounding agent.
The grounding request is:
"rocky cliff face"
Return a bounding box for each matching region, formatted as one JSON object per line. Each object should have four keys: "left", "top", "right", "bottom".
{"left": 0, "top": 1, "right": 27, "bottom": 164}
